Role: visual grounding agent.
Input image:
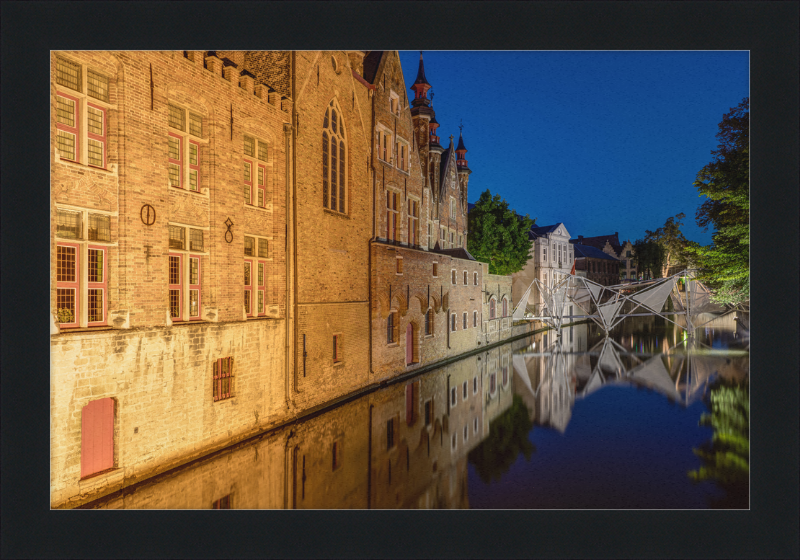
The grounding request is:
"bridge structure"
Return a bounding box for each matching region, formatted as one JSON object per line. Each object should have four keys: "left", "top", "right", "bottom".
{"left": 511, "top": 269, "right": 727, "bottom": 337}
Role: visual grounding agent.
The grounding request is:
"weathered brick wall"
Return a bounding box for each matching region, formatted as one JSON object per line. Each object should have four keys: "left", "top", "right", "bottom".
{"left": 50, "top": 50, "right": 291, "bottom": 507}
{"left": 291, "top": 51, "right": 373, "bottom": 407}
{"left": 370, "top": 244, "right": 487, "bottom": 381}
{"left": 481, "top": 271, "right": 514, "bottom": 345}
{"left": 50, "top": 320, "right": 286, "bottom": 508}
{"left": 90, "top": 430, "right": 287, "bottom": 509}
{"left": 243, "top": 51, "right": 291, "bottom": 99}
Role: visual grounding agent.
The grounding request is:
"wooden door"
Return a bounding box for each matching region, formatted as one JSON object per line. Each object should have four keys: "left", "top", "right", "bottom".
{"left": 81, "top": 397, "right": 114, "bottom": 478}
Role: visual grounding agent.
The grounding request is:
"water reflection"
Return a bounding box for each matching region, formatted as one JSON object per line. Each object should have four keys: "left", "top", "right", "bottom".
{"left": 84, "top": 313, "right": 748, "bottom": 509}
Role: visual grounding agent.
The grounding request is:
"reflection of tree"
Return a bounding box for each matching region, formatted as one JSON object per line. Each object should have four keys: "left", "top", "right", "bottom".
{"left": 688, "top": 380, "right": 749, "bottom": 508}
{"left": 468, "top": 395, "right": 535, "bottom": 484}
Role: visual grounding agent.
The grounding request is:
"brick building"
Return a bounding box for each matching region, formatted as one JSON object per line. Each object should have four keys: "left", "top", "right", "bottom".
{"left": 571, "top": 232, "right": 637, "bottom": 281}
{"left": 50, "top": 50, "right": 519, "bottom": 508}
{"left": 571, "top": 242, "right": 621, "bottom": 286}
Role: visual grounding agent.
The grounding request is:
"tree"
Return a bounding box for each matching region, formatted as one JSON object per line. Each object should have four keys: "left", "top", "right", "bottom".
{"left": 468, "top": 394, "right": 536, "bottom": 483}
{"left": 632, "top": 238, "right": 666, "bottom": 279}
{"left": 645, "top": 213, "right": 693, "bottom": 275}
{"left": 687, "top": 98, "right": 749, "bottom": 306}
{"left": 688, "top": 380, "right": 749, "bottom": 508}
{"left": 467, "top": 190, "right": 535, "bottom": 275}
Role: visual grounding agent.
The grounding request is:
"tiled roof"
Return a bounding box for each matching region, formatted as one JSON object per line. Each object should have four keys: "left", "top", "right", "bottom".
{"left": 432, "top": 247, "right": 476, "bottom": 261}
{"left": 528, "top": 223, "right": 563, "bottom": 239}
{"left": 362, "top": 51, "right": 383, "bottom": 83}
{"left": 571, "top": 233, "right": 622, "bottom": 254}
{"left": 571, "top": 243, "right": 619, "bottom": 261}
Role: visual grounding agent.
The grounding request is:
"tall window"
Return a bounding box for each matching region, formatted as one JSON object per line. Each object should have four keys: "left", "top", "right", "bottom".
{"left": 168, "top": 224, "right": 205, "bottom": 321}
{"left": 168, "top": 103, "right": 203, "bottom": 192}
{"left": 489, "top": 298, "right": 496, "bottom": 319}
{"left": 387, "top": 312, "right": 398, "bottom": 344}
{"left": 396, "top": 140, "right": 408, "bottom": 171}
{"left": 463, "top": 270, "right": 468, "bottom": 285}
{"left": 407, "top": 199, "right": 418, "bottom": 246}
{"left": 333, "top": 334, "right": 342, "bottom": 363}
{"left": 450, "top": 198, "right": 456, "bottom": 219}
{"left": 56, "top": 208, "right": 111, "bottom": 328}
{"left": 502, "top": 297, "right": 508, "bottom": 317}
{"left": 244, "top": 235, "right": 270, "bottom": 317}
{"left": 451, "top": 270, "right": 456, "bottom": 285}
{"left": 462, "top": 312, "right": 467, "bottom": 329}
{"left": 323, "top": 102, "right": 346, "bottom": 213}
{"left": 474, "top": 272, "right": 478, "bottom": 286}
{"left": 451, "top": 313, "right": 456, "bottom": 332}
{"left": 243, "top": 135, "right": 269, "bottom": 207}
{"left": 473, "top": 310, "right": 478, "bottom": 327}
{"left": 387, "top": 191, "right": 399, "bottom": 242}
{"left": 425, "top": 309, "right": 433, "bottom": 336}
{"left": 54, "top": 56, "right": 110, "bottom": 169}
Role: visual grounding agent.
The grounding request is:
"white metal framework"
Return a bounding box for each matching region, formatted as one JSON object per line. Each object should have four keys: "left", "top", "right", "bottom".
{"left": 512, "top": 269, "right": 722, "bottom": 336}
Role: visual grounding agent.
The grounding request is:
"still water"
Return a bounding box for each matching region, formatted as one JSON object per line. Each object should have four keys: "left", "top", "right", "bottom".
{"left": 83, "top": 313, "right": 749, "bottom": 509}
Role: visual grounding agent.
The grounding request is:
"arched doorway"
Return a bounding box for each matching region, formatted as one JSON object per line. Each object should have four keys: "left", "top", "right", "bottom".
{"left": 406, "top": 323, "right": 414, "bottom": 365}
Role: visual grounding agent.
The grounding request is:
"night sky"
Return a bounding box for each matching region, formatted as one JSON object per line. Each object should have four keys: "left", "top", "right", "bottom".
{"left": 398, "top": 51, "right": 749, "bottom": 247}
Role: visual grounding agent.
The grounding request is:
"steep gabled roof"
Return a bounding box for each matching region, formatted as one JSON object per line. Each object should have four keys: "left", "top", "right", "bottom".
{"left": 362, "top": 51, "right": 384, "bottom": 83}
{"left": 571, "top": 233, "right": 622, "bottom": 254}
{"left": 438, "top": 141, "right": 456, "bottom": 191}
{"left": 571, "top": 243, "right": 620, "bottom": 261}
{"left": 528, "top": 223, "right": 564, "bottom": 240}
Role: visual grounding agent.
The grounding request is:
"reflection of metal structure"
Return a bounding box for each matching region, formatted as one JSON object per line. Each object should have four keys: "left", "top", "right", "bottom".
{"left": 512, "top": 269, "right": 721, "bottom": 337}
{"left": 513, "top": 335, "right": 749, "bottom": 412}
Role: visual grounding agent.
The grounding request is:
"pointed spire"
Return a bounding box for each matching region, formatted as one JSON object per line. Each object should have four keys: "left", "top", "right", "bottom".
{"left": 410, "top": 51, "right": 432, "bottom": 107}
{"left": 414, "top": 51, "right": 430, "bottom": 86}
{"left": 456, "top": 123, "right": 469, "bottom": 169}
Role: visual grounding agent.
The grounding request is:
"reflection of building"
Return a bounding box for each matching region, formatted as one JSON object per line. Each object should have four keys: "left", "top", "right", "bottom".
{"left": 50, "top": 51, "right": 520, "bottom": 508}
{"left": 85, "top": 342, "right": 517, "bottom": 509}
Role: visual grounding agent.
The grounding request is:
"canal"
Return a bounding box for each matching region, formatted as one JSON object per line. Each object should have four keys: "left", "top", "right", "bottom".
{"left": 82, "top": 312, "right": 749, "bottom": 509}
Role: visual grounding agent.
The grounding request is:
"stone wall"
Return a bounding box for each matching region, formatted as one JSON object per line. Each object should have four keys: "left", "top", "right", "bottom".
{"left": 51, "top": 320, "right": 286, "bottom": 508}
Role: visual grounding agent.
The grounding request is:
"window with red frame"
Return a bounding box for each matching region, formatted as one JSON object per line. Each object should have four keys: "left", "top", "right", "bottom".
{"left": 57, "top": 243, "right": 80, "bottom": 328}
{"left": 387, "top": 191, "right": 398, "bottom": 242}
{"left": 212, "top": 494, "right": 232, "bottom": 509}
{"left": 213, "top": 356, "right": 234, "bottom": 401}
{"left": 56, "top": 92, "right": 80, "bottom": 162}
{"left": 244, "top": 135, "right": 269, "bottom": 207}
{"left": 87, "top": 104, "right": 106, "bottom": 168}
{"left": 169, "top": 254, "right": 182, "bottom": 319}
{"left": 168, "top": 103, "right": 203, "bottom": 192}
{"left": 245, "top": 235, "right": 270, "bottom": 317}
{"left": 55, "top": 208, "right": 112, "bottom": 328}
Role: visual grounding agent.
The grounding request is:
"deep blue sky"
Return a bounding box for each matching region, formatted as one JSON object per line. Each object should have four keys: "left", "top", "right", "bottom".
{"left": 399, "top": 51, "right": 749, "bottom": 246}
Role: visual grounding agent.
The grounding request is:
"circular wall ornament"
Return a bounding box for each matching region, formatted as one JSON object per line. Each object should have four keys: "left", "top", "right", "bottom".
{"left": 140, "top": 204, "right": 156, "bottom": 226}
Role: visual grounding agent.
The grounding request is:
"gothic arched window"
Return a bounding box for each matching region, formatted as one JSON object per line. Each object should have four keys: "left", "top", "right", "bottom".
{"left": 322, "top": 101, "right": 346, "bottom": 213}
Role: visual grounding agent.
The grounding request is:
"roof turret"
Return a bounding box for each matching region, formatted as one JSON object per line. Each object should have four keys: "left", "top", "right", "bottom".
{"left": 410, "top": 51, "right": 432, "bottom": 108}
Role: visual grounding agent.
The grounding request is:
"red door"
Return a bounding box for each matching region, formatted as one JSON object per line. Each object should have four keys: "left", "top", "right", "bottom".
{"left": 81, "top": 398, "right": 114, "bottom": 478}
{"left": 406, "top": 323, "right": 413, "bottom": 365}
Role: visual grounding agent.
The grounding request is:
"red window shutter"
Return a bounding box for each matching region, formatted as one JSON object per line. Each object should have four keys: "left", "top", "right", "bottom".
{"left": 81, "top": 397, "right": 114, "bottom": 478}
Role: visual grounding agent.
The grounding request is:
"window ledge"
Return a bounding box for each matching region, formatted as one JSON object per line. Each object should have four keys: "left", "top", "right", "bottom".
{"left": 333, "top": 361, "right": 345, "bottom": 367}
{"left": 171, "top": 186, "right": 210, "bottom": 199}
{"left": 54, "top": 326, "right": 114, "bottom": 336}
{"left": 244, "top": 203, "right": 273, "bottom": 212}
{"left": 323, "top": 208, "right": 350, "bottom": 219}
{"left": 80, "top": 466, "right": 121, "bottom": 482}
{"left": 54, "top": 157, "right": 118, "bottom": 176}
{"left": 245, "top": 315, "right": 283, "bottom": 321}
{"left": 387, "top": 342, "right": 399, "bottom": 348}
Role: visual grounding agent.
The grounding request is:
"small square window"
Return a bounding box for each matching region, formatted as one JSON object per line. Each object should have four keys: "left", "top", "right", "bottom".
{"left": 56, "top": 57, "right": 81, "bottom": 92}
{"left": 88, "top": 213, "right": 110, "bottom": 241}
{"left": 190, "top": 228, "right": 204, "bottom": 251}
{"left": 257, "top": 141, "right": 268, "bottom": 162}
{"left": 244, "top": 236, "right": 255, "bottom": 256}
{"left": 56, "top": 209, "right": 82, "bottom": 239}
{"left": 189, "top": 112, "right": 203, "bottom": 137}
{"left": 169, "top": 104, "right": 186, "bottom": 131}
{"left": 56, "top": 131, "right": 76, "bottom": 162}
{"left": 169, "top": 225, "right": 185, "bottom": 250}
{"left": 56, "top": 96, "right": 76, "bottom": 127}
{"left": 258, "top": 238, "right": 268, "bottom": 258}
{"left": 244, "top": 136, "right": 255, "bottom": 157}
{"left": 87, "top": 69, "right": 109, "bottom": 102}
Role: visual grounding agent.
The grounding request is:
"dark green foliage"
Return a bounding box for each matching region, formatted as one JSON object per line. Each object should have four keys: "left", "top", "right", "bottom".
{"left": 688, "top": 380, "right": 749, "bottom": 508}
{"left": 687, "top": 98, "right": 749, "bottom": 306}
{"left": 468, "top": 394, "right": 536, "bottom": 484}
{"left": 632, "top": 238, "right": 666, "bottom": 279}
{"left": 644, "top": 213, "right": 695, "bottom": 274}
{"left": 467, "top": 190, "right": 535, "bottom": 275}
